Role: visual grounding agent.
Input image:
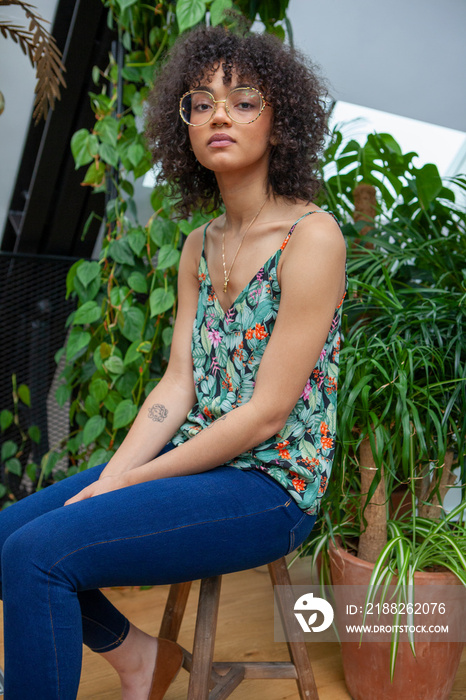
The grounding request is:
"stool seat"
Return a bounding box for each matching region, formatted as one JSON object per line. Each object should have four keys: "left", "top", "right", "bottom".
{"left": 159, "top": 557, "right": 319, "bottom": 700}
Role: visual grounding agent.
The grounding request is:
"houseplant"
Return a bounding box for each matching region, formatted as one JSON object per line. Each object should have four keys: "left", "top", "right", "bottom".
{"left": 327, "top": 277, "right": 466, "bottom": 699}
{"left": 303, "top": 130, "right": 466, "bottom": 699}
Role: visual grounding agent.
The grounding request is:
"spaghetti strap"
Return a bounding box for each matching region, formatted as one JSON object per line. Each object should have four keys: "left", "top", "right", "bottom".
{"left": 280, "top": 209, "right": 336, "bottom": 251}
{"left": 202, "top": 219, "right": 213, "bottom": 253}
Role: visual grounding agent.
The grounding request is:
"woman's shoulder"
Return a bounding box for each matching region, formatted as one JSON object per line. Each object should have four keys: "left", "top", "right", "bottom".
{"left": 278, "top": 203, "right": 346, "bottom": 279}
{"left": 278, "top": 204, "right": 346, "bottom": 301}
{"left": 272, "top": 200, "right": 342, "bottom": 248}
{"left": 180, "top": 221, "right": 207, "bottom": 259}
{"left": 288, "top": 204, "right": 344, "bottom": 246}
{"left": 177, "top": 222, "right": 209, "bottom": 283}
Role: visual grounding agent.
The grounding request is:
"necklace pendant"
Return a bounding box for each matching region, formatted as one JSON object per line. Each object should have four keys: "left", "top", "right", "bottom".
{"left": 223, "top": 280, "right": 228, "bottom": 293}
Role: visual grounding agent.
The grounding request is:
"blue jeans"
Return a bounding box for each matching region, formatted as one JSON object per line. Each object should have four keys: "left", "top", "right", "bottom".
{"left": 0, "top": 444, "right": 316, "bottom": 699}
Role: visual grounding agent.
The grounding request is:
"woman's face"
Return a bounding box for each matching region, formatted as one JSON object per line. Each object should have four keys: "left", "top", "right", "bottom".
{"left": 186, "top": 66, "right": 274, "bottom": 177}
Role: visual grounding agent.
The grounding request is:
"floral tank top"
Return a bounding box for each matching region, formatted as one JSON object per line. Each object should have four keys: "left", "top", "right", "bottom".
{"left": 172, "top": 212, "right": 345, "bottom": 515}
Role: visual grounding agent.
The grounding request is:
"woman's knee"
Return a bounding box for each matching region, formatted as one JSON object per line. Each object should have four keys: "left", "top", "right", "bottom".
{"left": 2, "top": 522, "right": 40, "bottom": 581}
{"left": 1, "top": 514, "right": 66, "bottom": 590}
{"left": 0, "top": 464, "right": 106, "bottom": 564}
{"left": 0, "top": 506, "right": 35, "bottom": 596}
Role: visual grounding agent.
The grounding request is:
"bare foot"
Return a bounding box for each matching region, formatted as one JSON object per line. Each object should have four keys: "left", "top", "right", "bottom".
{"left": 100, "top": 623, "right": 158, "bottom": 700}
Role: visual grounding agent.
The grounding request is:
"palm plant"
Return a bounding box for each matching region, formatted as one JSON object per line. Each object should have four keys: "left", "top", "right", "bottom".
{"left": 0, "top": 0, "right": 66, "bottom": 121}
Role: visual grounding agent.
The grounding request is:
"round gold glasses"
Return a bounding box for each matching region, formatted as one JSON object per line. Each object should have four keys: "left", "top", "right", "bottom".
{"left": 179, "top": 87, "right": 267, "bottom": 126}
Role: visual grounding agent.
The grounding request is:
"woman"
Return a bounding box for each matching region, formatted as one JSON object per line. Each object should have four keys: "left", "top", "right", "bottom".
{"left": 0, "top": 26, "right": 346, "bottom": 700}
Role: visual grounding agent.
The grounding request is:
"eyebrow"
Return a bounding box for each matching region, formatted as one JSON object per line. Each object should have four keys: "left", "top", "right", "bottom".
{"left": 192, "top": 83, "right": 255, "bottom": 94}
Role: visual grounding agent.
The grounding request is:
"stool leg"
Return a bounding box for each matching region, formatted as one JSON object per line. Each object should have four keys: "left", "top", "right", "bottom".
{"left": 159, "top": 581, "right": 192, "bottom": 642}
{"left": 268, "top": 558, "right": 319, "bottom": 700}
{"left": 187, "top": 575, "right": 222, "bottom": 700}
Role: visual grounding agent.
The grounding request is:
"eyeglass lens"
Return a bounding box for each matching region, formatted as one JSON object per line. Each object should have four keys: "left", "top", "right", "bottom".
{"left": 181, "top": 88, "right": 263, "bottom": 125}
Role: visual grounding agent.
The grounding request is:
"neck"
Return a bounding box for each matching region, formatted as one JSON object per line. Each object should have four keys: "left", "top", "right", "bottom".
{"left": 215, "top": 167, "right": 270, "bottom": 232}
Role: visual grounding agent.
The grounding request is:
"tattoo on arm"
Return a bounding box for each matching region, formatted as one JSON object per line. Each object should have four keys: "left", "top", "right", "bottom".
{"left": 148, "top": 404, "right": 168, "bottom": 422}
{"left": 204, "top": 414, "right": 228, "bottom": 431}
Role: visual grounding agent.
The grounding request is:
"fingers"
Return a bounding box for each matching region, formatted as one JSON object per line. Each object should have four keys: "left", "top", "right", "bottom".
{"left": 63, "top": 475, "right": 124, "bottom": 506}
{"left": 64, "top": 488, "right": 90, "bottom": 506}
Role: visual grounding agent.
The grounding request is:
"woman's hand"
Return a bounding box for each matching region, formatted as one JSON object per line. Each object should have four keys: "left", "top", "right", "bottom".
{"left": 64, "top": 475, "right": 128, "bottom": 506}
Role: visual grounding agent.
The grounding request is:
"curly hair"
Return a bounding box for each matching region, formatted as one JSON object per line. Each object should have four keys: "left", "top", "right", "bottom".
{"left": 145, "top": 26, "right": 329, "bottom": 217}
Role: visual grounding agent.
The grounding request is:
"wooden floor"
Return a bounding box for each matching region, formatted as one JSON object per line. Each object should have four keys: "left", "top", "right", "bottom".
{"left": 0, "top": 557, "right": 465, "bottom": 698}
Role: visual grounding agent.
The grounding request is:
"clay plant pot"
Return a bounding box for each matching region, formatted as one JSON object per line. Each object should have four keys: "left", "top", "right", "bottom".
{"left": 329, "top": 538, "right": 465, "bottom": 700}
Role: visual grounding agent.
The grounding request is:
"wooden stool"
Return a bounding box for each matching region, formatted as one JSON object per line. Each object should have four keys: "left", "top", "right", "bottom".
{"left": 158, "top": 557, "right": 319, "bottom": 700}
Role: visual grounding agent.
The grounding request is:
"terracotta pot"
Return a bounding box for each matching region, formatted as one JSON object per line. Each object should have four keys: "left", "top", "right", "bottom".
{"left": 329, "top": 538, "right": 465, "bottom": 700}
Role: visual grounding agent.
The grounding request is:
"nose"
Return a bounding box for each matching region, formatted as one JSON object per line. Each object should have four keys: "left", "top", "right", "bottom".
{"left": 211, "top": 99, "right": 230, "bottom": 125}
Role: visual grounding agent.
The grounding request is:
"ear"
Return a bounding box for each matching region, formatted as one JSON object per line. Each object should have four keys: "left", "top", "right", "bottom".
{"left": 269, "top": 133, "right": 279, "bottom": 146}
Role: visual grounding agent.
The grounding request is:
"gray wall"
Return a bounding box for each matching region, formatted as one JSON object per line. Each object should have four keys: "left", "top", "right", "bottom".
{"left": 288, "top": 0, "right": 466, "bottom": 132}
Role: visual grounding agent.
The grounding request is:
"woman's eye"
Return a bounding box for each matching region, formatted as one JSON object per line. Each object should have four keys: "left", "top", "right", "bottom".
{"left": 193, "top": 102, "right": 212, "bottom": 112}
{"left": 237, "top": 101, "right": 255, "bottom": 110}
{"left": 230, "top": 93, "right": 260, "bottom": 111}
{"left": 191, "top": 95, "right": 213, "bottom": 112}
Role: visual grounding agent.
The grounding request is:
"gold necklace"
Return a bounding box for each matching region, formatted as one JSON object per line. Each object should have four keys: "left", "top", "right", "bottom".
{"left": 221, "top": 197, "right": 268, "bottom": 294}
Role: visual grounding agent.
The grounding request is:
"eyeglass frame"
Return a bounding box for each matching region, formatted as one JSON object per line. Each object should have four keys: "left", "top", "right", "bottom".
{"left": 179, "top": 86, "right": 269, "bottom": 126}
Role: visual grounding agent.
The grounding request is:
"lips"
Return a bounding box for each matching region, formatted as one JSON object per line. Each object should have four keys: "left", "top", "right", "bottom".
{"left": 208, "top": 133, "right": 235, "bottom": 145}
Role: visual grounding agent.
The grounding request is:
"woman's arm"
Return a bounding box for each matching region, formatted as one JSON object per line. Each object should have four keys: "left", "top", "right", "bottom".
{"left": 96, "top": 228, "right": 202, "bottom": 478}
{"left": 66, "top": 214, "right": 345, "bottom": 504}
